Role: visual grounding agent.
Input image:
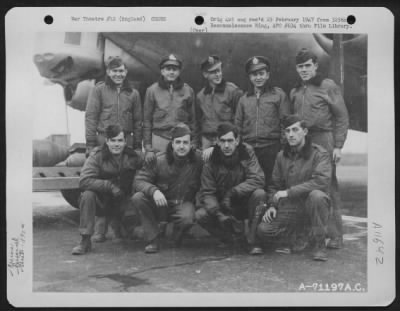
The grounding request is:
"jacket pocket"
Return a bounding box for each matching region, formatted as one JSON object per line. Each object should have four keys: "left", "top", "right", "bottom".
{"left": 217, "top": 104, "right": 232, "bottom": 121}
{"left": 176, "top": 108, "right": 189, "bottom": 121}
{"left": 121, "top": 111, "right": 133, "bottom": 129}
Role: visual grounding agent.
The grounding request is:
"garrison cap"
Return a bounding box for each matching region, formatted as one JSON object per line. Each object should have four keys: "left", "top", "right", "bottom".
{"left": 160, "top": 54, "right": 182, "bottom": 69}
{"left": 282, "top": 114, "right": 307, "bottom": 129}
{"left": 170, "top": 123, "right": 191, "bottom": 139}
{"left": 245, "top": 56, "right": 270, "bottom": 74}
{"left": 201, "top": 55, "right": 222, "bottom": 72}
{"left": 217, "top": 122, "right": 239, "bottom": 139}
{"left": 295, "top": 48, "right": 318, "bottom": 64}
{"left": 105, "top": 56, "right": 125, "bottom": 69}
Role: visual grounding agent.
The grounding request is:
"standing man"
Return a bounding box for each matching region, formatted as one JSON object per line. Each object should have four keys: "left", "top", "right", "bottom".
{"left": 256, "top": 115, "right": 332, "bottom": 261}
{"left": 72, "top": 125, "right": 144, "bottom": 255}
{"left": 196, "top": 55, "right": 243, "bottom": 149}
{"left": 132, "top": 123, "right": 203, "bottom": 253}
{"left": 85, "top": 56, "right": 143, "bottom": 240}
{"left": 143, "top": 54, "right": 197, "bottom": 163}
{"left": 85, "top": 56, "right": 143, "bottom": 153}
{"left": 196, "top": 123, "right": 265, "bottom": 249}
{"left": 290, "top": 48, "right": 349, "bottom": 248}
{"left": 235, "top": 56, "right": 290, "bottom": 187}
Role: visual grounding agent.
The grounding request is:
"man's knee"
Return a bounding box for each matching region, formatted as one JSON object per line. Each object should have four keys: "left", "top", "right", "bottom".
{"left": 306, "top": 190, "right": 330, "bottom": 215}
{"left": 79, "top": 190, "right": 98, "bottom": 206}
{"left": 308, "top": 190, "right": 330, "bottom": 205}
{"left": 131, "top": 192, "right": 147, "bottom": 210}
{"left": 251, "top": 189, "right": 266, "bottom": 201}
{"left": 257, "top": 222, "right": 278, "bottom": 239}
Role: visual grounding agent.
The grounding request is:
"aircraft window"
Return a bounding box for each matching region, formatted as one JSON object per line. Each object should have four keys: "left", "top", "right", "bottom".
{"left": 64, "top": 32, "right": 81, "bottom": 45}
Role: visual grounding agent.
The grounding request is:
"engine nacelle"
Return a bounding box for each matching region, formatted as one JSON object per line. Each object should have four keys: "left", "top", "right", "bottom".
{"left": 66, "top": 79, "right": 96, "bottom": 111}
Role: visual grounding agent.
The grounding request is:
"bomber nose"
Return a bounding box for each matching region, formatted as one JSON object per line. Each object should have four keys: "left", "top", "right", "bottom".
{"left": 34, "top": 53, "right": 55, "bottom": 63}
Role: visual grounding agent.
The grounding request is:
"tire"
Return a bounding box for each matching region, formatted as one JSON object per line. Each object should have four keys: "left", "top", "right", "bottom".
{"left": 61, "top": 189, "right": 81, "bottom": 208}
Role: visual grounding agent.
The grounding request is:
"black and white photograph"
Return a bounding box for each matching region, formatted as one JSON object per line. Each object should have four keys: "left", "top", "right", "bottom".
{"left": 6, "top": 7, "right": 395, "bottom": 307}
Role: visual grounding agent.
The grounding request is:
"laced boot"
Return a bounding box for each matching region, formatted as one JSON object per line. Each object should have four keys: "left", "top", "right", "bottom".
{"left": 327, "top": 236, "right": 343, "bottom": 249}
{"left": 72, "top": 235, "right": 92, "bottom": 255}
{"left": 312, "top": 239, "right": 328, "bottom": 261}
{"left": 144, "top": 238, "right": 160, "bottom": 253}
{"left": 249, "top": 245, "right": 264, "bottom": 255}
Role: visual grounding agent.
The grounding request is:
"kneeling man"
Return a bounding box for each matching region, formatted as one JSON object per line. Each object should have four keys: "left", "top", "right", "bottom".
{"left": 132, "top": 123, "right": 203, "bottom": 253}
{"left": 256, "top": 115, "right": 332, "bottom": 261}
{"left": 72, "top": 124, "right": 143, "bottom": 255}
{"left": 196, "top": 123, "right": 266, "bottom": 247}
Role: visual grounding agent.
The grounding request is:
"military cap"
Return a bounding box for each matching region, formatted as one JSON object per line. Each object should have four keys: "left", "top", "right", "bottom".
{"left": 217, "top": 122, "right": 239, "bottom": 139}
{"left": 170, "top": 123, "right": 191, "bottom": 139}
{"left": 160, "top": 54, "right": 182, "bottom": 69}
{"left": 105, "top": 56, "right": 125, "bottom": 69}
{"left": 295, "top": 48, "right": 318, "bottom": 64}
{"left": 200, "top": 55, "right": 222, "bottom": 72}
{"left": 245, "top": 56, "right": 270, "bottom": 74}
{"left": 282, "top": 114, "right": 307, "bottom": 129}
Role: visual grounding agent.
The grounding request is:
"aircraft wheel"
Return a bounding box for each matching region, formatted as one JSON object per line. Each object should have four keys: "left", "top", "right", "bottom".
{"left": 61, "top": 189, "right": 81, "bottom": 208}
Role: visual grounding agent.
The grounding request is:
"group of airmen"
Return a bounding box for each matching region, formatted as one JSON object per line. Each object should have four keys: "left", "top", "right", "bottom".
{"left": 72, "top": 47, "right": 349, "bottom": 262}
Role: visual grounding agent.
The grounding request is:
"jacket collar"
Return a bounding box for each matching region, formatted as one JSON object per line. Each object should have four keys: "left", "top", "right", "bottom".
{"left": 283, "top": 136, "right": 313, "bottom": 159}
{"left": 165, "top": 142, "right": 196, "bottom": 165}
{"left": 105, "top": 76, "right": 132, "bottom": 92}
{"left": 294, "top": 74, "right": 324, "bottom": 89}
{"left": 246, "top": 82, "right": 273, "bottom": 97}
{"left": 158, "top": 76, "right": 184, "bottom": 90}
{"left": 203, "top": 79, "right": 227, "bottom": 95}
{"left": 210, "top": 142, "right": 250, "bottom": 167}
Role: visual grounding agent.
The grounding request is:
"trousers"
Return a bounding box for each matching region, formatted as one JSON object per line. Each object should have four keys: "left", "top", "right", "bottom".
{"left": 78, "top": 190, "right": 136, "bottom": 236}
{"left": 257, "top": 190, "right": 330, "bottom": 245}
{"left": 309, "top": 130, "right": 343, "bottom": 239}
{"left": 195, "top": 189, "right": 266, "bottom": 241}
{"left": 132, "top": 192, "right": 195, "bottom": 242}
{"left": 254, "top": 141, "right": 281, "bottom": 188}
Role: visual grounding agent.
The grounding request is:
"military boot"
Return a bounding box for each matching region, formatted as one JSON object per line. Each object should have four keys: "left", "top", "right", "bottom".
{"left": 249, "top": 245, "right": 264, "bottom": 255}
{"left": 327, "top": 236, "right": 343, "bottom": 249}
{"left": 72, "top": 235, "right": 92, "bottom": 255}
{"left": 312, "top": 239, "right": 328, "bottom": 261}
{"left": 92, "top": 216, "right": 107, "bottom": 243}
{"left": 144, "top": 239, "right": 159, "bottom": 253}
